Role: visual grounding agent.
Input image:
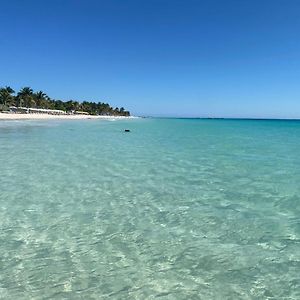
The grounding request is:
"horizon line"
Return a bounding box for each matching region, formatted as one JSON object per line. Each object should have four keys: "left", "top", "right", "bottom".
{"left": 139, "top": 116, "right": 300, "bottom": 121}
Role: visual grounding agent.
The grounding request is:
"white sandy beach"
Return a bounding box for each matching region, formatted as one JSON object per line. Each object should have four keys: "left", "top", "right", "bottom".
{"left": 0, "top": 113, "right": 136, "bottom": 121}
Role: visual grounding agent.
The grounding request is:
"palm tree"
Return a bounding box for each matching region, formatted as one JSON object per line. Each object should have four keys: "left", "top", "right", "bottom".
{"left": 64, "top": 100, "right": 79, "bottom": 112}
{"left": 114, "top": 107, "right": 120, "bottom": 115}
{"left": 17, "top": 87, "right": 35, "bottom": 108}
{"left": 34, "top": 91, "right": 48, "bottom": 108}
{"left": 5, "top": 86, "right": 15, "bottom": 95}
{"left": 0, "top": 86, "right": 15, "bottom": 106}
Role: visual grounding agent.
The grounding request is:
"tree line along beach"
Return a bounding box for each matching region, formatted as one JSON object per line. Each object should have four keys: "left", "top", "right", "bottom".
{"left": 0, "top": 86, "right": 132, "bottom": 120}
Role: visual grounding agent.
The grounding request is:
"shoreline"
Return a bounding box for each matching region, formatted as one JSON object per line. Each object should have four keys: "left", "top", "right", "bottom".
{"left": 0, "top": 113, "right": 136, "bottom": 121}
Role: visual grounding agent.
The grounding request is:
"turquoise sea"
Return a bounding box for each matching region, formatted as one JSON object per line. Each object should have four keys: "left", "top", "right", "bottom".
{"left": 0, "top": 118, "right": 300, "bottom": 299}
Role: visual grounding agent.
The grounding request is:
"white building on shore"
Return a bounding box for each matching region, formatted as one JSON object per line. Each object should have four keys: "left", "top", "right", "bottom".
{"left": 9, "top": 106, "right": 67, "bottom": 115}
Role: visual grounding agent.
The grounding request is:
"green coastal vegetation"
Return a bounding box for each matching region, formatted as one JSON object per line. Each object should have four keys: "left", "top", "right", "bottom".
{"left": 0, "top": 86, "right": 130, "bottom": 116}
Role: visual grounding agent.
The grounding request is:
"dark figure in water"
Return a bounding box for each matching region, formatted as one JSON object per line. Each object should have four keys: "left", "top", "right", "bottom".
{"left": 124, "top": 129, "right": 130, "bottom": 132}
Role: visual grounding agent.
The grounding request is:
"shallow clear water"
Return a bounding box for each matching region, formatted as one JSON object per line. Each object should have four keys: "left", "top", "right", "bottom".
{"left": 0, "top": 118, "right": 300, "bottom": 299}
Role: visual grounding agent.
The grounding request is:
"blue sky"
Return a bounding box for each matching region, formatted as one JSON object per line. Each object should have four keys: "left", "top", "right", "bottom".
{"left": 1, "top": 0, "right": 300, "bottom": 118}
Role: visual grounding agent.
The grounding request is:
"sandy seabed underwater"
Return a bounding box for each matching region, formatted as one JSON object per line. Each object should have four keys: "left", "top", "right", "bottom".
{"left": 0, "top": 118, "right": 300, "bottom": 299}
